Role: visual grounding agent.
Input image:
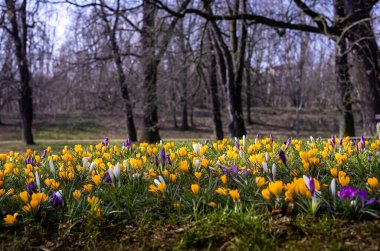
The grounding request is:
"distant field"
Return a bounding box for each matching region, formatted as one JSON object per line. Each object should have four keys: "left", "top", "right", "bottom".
{"left": 0, "top": 107, "right": 363, "bottom": 152}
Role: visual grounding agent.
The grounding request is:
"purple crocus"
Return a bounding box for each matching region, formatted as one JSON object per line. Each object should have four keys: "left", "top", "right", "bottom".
{"left": 27, "top": 182, "right": 36, "bottom": 194}
{"left": 167, "top": 154, "right": 172, "bottom": 166}
{"left": 338, "top": 137, "right": 343, "bottom": 146}
{"left": 360, "top": 136, "right": 365, "bottom": 150}
{"left": 101, "top": 137, "right": 109, "bottom": 146}
{"left": 223, "top": 168, "right": 232, "bottom": 177}
{"left": 41, "top": 149, "right": 47, "bottom": 159}
{"left": 154, "top": 156, "right": 159, "bottom": 168}
{"left": 329, "top": 135, "right": 335, "bottom": 147}
{"left": 243, "top": 168, "right": 248, "bottom": 177}
{"left": 285, "top": 137, "right": 292, "bottom": 150}
{"left": 279, "top": 150, "right": 287, "bottom": 167}
{"left": 337, "top": 186, "right": 357, "bottom": 201}
{"left": 234, "top": 139, "right": 240, "bottom": 150}
{"left": 160, "top": 148, "right": 166, "bottom": 167}
{"left": 230, "top": 165, "right": 239, "bottom": 176}
{"left": 123, "top": 138, "right": 132, "bottom": 149}
{"left": 367, "top": 155, "right": 371, "bottom": 164}
{"left": 256, "top": 134, "right": 260, "bottom": 139}
{"left": 309, "top": 176, "right": 315, "bottom": 196}
{"left": 270, "top": 134, "right": 274, "bottom": 144}
{"left": 51, "top": 191, "right": 63, "bottom": 207}
{"left": 357, "top": 189, "right": 368, "bottom": 207}
{"left": 204, "top": 138, "right": 209, "bottom": 144}
{"left": 103, "top": 172, "right": 112, "bottom": 184}
{"left": 24, "top": 157, "right": 35, "bottom": 166}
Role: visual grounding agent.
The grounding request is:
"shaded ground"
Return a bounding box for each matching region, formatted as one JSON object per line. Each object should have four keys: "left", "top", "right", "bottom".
{"left": 0, "top": 107, "right": 362, "bottom": 151}
{"left": 1, "top": 214, "right": 379, "bottom": 250}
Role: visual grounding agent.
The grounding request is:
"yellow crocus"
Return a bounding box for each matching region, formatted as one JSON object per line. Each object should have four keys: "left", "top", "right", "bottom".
{"left": 255, "top": 177, "right": 266, "bottom": 188}
{"left": 180, "top": 160, "right": 189, "bottom": 172}
{"left": 92, "top": 174, "right": 101, "bottom": 186}
{"left": 229, "top": 189, "right": 240, "bottom": 202}
{"left": 73, "top": 190, "right": 82, "bottom": 200}
{"left": 4, "top": 213, "right": 18, "bottom": 225}
{"left": 216, "top": 187, "right": 227, "bottom": 196}
{"left": 19, "top": 191, "right": 29, "bottom": 203}
{"left": 268, "top": 181, "right": 284, "bottom": 197}
{"left": 194, "top": 172, "right": 202, "bottom": 180}
{"left": 191, "top": 184, "right": 199, "bottom": 195}
{"left": 339, "top": 174, "right": 350, "bottom": 187}
{"left": 220, "top": 175, "right": 227, "bottom": 185}
{"left": 262, "top": 188, "right": 271, "bottom": 201}
{"left": 367, "top": 177, "right": 379, "bottom": 190}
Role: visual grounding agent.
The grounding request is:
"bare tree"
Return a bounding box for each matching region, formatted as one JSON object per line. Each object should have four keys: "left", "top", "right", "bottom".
{"left": 1, "top": 0, "right": 35, "bottom": 144}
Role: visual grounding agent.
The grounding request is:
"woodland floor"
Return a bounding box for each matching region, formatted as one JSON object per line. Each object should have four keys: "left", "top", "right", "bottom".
{"left": 0, "top": 107, "right": 362, "bottom": 152}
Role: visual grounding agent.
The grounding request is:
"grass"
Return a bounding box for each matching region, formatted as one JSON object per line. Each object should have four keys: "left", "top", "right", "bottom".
{"left": 1, "top": 210, "right": 379, "bottom": 250}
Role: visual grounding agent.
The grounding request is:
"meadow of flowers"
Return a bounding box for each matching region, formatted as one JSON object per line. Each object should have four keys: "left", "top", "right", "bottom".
{"left": 0, "top": 135, "right": 380, "bottom": 228}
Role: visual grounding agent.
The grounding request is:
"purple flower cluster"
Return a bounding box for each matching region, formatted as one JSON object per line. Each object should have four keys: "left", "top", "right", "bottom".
{"left": 24, "top": 157, "right": 36, "bottom": 166}
{"left": 338, "top": 186, "right": 377, "bottom": 207}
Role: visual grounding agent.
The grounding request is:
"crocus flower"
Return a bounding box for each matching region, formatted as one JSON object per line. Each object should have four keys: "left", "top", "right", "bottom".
{"left": 122, "top": 138, "right": 132, "bottom": 150}
{"left": 338, "top": 137, "right": 343, "bottom": 146}
{"left": 357, "top": 189, "right": 368, "bottom": 207}
{"left": 337, "top": 186, "right": 357, "bottom": 201}
{"left": 360, "top": 136, "right": 365, "bottom": 150}
{"left": 41, "top": 149, "right": 47, "bottom": 159}
{"left": 167, "top": 154, "right": 172, "bottom": 166}
{"left": 243, "top": 168, "right": 248, "bottom": 177}
{"left": 272, "top": 163, "right": 277, "bottom": 181}
{"left": 103, "top": 172, "right": 112, "bottom": 184}
{"left": 223, "top": 168, "right": 231, "bottom": 177}
{"left": 367, "top": 155, "right": 371, "bottom": 164}
{"left": 303, "top": 175, "right": 315, "bottom": 196}
{"left": 230, "top": 165, "right": 239, "bottom": 176}
{"left": 160, "top": 148, "right": 166, "bottom": 167}
{"left": 285, "top": 137, "right": 292, "bottom": 150}
{"left": 35, "top": 171, "right": 41, "bottom": 192}
{"left": 262, "top": 162, "right": 268, "bottom": 174}
{"left": 330, "top": 178, "right": 336, "bottom": 197}
{"left": 49, "top": 160, "right": 55, "bottom": 175}
{"left": 154, "top": 156, "right": 159, "bottom": 168}
{"left": 24, "top": 157, "right": 35, "bottom": 166}
{"left": 88, "top": 162, "right": 96, "bottom": 176}
{"left": 270, "top": 134, "right": 274, "bottom": 144}
{"left": 234, "top": 138, "right": 240, "bottom": 150}
{"left": 204, "top": 138, "right": 209, "bottom": 144}
{"left": 279, "top": 150, "right": 287, "bottom": 167}
{"left": 101, "top": 137, "right": 109, "bottom": 146}
{"left": 51, "top": 190, "right": 63, "bottom": 207}
{"left": 27, "top": 182, "right": 36, "bottom": 194}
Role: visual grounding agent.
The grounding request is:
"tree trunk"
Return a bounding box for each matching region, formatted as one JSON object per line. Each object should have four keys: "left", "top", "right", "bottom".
{"left": 99, "top": 1, "right": 138, "bottom": 141}
{"left": 334, "top": 0, "right": 356, "bottom": 137}
{"left": 5, "top": 0, "right": 34, "bottom": 145}
{"left": 140, "top": 0, "right": 161, "bottom": 143}
{"left": 343, "top": 1, "right": 380, "bottom": 136}
{"left": 209, "top": 42, "right": 224, "bottom": 140}
{"left": 245, "top": 64, "right": 253, "bottom": 125}
{"left": 204, "top": 0, "right": 247, "bottom": 138}
{"left": 336, "top": 38, "right": 355, "bottom": 137}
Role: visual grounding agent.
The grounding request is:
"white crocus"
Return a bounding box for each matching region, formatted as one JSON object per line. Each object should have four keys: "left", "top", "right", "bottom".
{"left": 194, "top": 159, "right": 200, "bottom": 171}
{"left": 49, "top": 160, "right": 55, "bottom": 175}
{"left": 35, "top": 171, "right": 41, "bottom": 192}
{"left": 242, "top": 135, "right": 246, "bottom": 148}
{"left": 272, "top": 163, "right": 277, "bottom": 181}
{"left": 262, "top": 162, "right": 268, "bottom": 174}
{"left": 192, "top": 143, "right": 202, "bottom": 156}
{"left": 114, "top": 163, "right": 121, "bottom": 180}
{"left": 330, "top": 178, "right": 336, "bottom": 197}
{"left": 89, "top": 162, "right": 96, "bottom": 176}
{"left": 265, "top": 152, "right": 269, "bottom": 162}
{"left": 108, "top": 167, "right": 115, "bottom": 183}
